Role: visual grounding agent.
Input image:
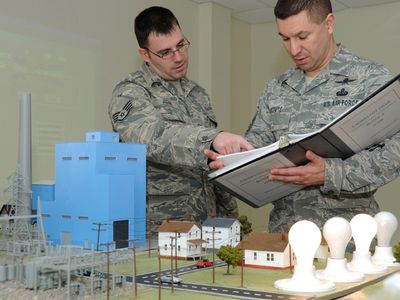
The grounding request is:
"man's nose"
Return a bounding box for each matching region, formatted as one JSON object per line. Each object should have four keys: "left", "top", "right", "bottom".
{"left": 289, "top": 40, "right": 301, "bottom": 56}
{"left": 172, "top": 49, "right": 184, "bottom": 61}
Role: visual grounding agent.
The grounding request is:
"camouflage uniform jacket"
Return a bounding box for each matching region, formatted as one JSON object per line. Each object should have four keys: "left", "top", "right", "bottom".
{"left": 245, "top": 44, "right": 398, "bottom": 232}
{"left": 108, "top": 63, "right": 238, "bottom": 229}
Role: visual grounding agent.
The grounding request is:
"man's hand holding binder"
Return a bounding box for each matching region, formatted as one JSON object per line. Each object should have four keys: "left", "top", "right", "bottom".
{"left": 268, "top": 150, "right": 325, "bottom": 186}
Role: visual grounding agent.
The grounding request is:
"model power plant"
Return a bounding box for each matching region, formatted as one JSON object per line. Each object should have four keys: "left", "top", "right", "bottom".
{"left": 0, "top": 93, "right": 147, "bottom": 296}
{"left": 32, "top": 131, "right": 146, "bottom": 250}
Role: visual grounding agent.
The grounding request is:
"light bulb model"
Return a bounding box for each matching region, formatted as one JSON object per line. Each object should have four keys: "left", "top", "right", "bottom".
{"left": 348, "top": 214, "right": 387, "bottom": 274}
{"left": 316, "top": 217, "right": 364, "bottom": 282}
{"left": 275, "top": 220, "right": 335, "bottom": 292}
{"left": 372, "top": 211, "right": 399, "bottom": 266}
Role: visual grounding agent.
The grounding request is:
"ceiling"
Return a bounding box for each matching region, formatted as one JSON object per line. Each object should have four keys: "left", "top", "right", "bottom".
{"left": 191, "top": 0, "right": 400, "bottom": 23}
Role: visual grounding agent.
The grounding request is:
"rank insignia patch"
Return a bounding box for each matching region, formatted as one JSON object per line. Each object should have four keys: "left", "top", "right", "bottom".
{"left": 112, "top": 101, "right": 133, "bottom": 122}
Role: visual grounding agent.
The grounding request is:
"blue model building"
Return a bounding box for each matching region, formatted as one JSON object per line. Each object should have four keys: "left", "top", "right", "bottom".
{"left": 34, "top": 131, "right": 146, "bottom": 250}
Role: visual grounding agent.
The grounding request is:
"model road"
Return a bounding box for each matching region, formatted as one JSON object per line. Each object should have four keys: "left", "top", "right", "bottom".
{"left": 127, "top": 262, "right": 309, "bottom": 300}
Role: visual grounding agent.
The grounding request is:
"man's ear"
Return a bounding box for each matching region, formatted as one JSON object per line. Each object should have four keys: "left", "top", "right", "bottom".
{"left": 325, "top": 13, "right": 335, "bottom": 34}
{"left": 138, "top": 48, "right": 150, "bottom": 63}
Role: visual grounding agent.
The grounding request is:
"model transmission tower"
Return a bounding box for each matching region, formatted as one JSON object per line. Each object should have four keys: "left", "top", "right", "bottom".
{"left": 4, "top": 166, "right": 33, "bottom": 242}
{"left": 1, "top": 93, "right": 46, "bottom": 258}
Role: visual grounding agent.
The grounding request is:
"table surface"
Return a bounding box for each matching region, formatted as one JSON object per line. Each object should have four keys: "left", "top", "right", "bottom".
{"left": 297, "top": 266, "right": 400, "bottom": 300}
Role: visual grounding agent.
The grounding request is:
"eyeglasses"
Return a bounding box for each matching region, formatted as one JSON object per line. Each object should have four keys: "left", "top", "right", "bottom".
{"left": 145, "top": 39, "right": 190, "bottom": 60}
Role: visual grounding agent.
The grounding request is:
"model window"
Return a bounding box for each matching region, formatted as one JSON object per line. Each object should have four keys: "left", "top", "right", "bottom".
{"left": 253, "top": 252, "right": 257, "bottom": 260}
{"left": 271, "top": 253, "right": 275, "bottom": 261}
{"left": 104, "top": 156, "right": 116, "bottom": 160}
{"left": 164, "top": 244, "right": 167, "bottom": 251}
{"left": 267, "top": 253, "right": 270, "bottom": 261}
{"left": 178, "top": 245, "right": 181, "bottom": 252}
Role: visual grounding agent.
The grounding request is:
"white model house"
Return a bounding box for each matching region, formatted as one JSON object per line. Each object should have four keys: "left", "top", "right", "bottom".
{"left": 240, "top": 232, "right": 294, "bottom": 269}
{"left": 202, "top": 217, "right": 241, "bottom": 249}
{"left": 158, "top": 220, "right": 203, "bottom": 259}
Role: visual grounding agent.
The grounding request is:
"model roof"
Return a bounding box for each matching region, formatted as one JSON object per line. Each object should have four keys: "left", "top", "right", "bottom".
{"left": 240, "top": 232, "right": 289, "bottom": 252}
{"left": 158, "top": 220, "right": 197, "bottom": 233}
{"left": 202, "top": 217, "right": 238, "bottom": 228}
{"left": 187, "top": 239, "right": 205, "bottom": 245}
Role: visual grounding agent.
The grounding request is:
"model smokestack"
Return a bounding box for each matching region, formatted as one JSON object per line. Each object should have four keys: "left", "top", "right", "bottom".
{"left": 18, "top": 92, "right": 32, "bottom": 216}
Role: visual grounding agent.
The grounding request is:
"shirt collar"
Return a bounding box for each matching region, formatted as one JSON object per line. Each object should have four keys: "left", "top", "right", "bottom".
{"left": 140, "top": 62, "right": 197, "bottom": 96}
{"left": 279, "top": 44, "right": 356, "bottom": 93}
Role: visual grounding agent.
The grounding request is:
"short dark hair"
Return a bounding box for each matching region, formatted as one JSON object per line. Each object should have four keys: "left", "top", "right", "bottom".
{"left": 274, "top": 0, "right": 332, "bottom": 24}
{"left": 134, "top": 6, "right": 180, "bottom": 48}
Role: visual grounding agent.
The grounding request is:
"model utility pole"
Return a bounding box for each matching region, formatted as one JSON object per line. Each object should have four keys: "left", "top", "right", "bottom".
{"left": 169, "top": 236, "right": 176, "bottom": 292}
{"left": 241, "top": 255, "right": 244, "bottom": 288}
{"left": 158, "top": 247, "right": 161, "bottom": 300}
{"left": 174, "top": 231, "right": 178, "bottom": 274}
{"left": 128, "top": 239, "right": 139, "bottom": 297}
{"left": 100, "top": 241, "right": 114, "bottom": 300}
{"left": 205, "top": 226, "right": 221, "bottom": 284}
{"left": 147, "top": 218, "right": 155, "bottom": 257}
{"left": 92, "top": 222, "right": 107, "bottom": 251}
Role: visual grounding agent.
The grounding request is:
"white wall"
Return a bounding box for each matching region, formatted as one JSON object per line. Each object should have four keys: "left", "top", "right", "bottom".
{"left": 244, "top": 249, "right": 289, "bottom": 268}
{"left": 198, "top": 2, "right": 232, "bottom": 130}
{"left": 230, "top": 18, "right": 252, "bottom": 135}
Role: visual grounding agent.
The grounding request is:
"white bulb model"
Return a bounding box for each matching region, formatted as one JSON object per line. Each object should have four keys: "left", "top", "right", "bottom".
{"left": 316, "top": 217, "right": 364, "bottom": 282}
{"left": 275, "top": 220, "right": 335, "bottom": 292}
{"left": 348, "top": 214, "right": 387, "bottom": 274}
{"left": 372, "top": 211, "right": 399, "bottom": 266}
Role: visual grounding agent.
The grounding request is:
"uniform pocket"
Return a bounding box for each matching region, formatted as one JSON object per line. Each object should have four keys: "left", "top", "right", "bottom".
{"left": 270, "top": 113, "right": 290, "bottom": 139}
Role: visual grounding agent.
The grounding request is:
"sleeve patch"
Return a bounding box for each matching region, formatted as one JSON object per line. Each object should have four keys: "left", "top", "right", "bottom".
{"left": 112, "top": 101, "right": 133, "bottom": 123}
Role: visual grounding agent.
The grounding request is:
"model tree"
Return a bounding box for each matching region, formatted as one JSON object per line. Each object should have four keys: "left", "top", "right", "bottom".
{"left": 238, "top": 215, "right": 252, "bottom": 240}
{"left": 394, "top": 241, "right": 400, "bottom": 262}
{"left": 217, "top": 245, "right": 243, "bottom": 274}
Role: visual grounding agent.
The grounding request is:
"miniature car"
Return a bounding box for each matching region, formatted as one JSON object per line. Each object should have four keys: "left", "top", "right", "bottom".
{"left": 196, "top": 259, "right": 213, "bottom": 268}
{"left": 160, "top": 275, "right": 182, "bottom": 284}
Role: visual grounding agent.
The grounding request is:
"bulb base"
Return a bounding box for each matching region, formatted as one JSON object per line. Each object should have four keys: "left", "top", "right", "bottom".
{"left": 316, "top": 257, "right": 364, "bottom": 282}
{"left": 372, "top": 246, "right": 399, "bottom": 266}
{"left": 275, "top": 265, "right": 335, "bottom": 292}
{"left": 348, "top": 251, "right": 387, "bottom": 274}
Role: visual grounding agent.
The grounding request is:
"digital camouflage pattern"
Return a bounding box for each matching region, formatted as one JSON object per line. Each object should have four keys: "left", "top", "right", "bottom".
{"left": 246, "top": 44, "right": 396, "bottom": 232}
{"left": 109, "top": 63, "right": 238, "bottom": 232}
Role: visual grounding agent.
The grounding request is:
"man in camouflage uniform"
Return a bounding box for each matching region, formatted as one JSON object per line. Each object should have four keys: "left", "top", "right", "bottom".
{"left": 108, "top": 6, "right": 252, "bottom": 232}
{"left": 243, "top": 0, "right": 398, "bottom": 232}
